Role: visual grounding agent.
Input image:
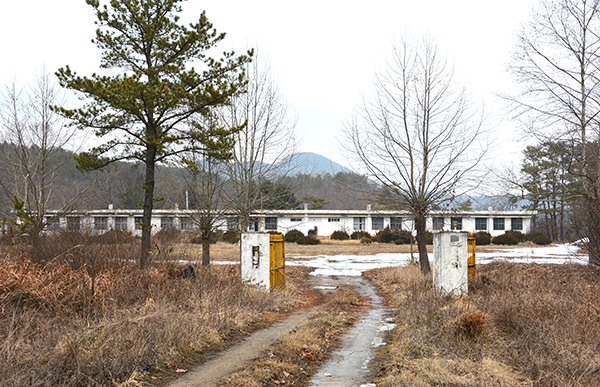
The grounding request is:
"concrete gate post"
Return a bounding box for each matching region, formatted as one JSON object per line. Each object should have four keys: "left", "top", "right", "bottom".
{"left": 240, "top": 232, "right": 271, "bottom": 291}
{"left": 433, "top": 231, "right": 468, "bottom": 296}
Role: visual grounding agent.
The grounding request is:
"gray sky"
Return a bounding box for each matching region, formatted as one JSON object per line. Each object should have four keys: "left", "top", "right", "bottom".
{"left": 0, "top": 0, "right": 537, "bottom": 169}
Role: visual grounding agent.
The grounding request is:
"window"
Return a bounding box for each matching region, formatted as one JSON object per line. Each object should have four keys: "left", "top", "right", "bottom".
{"left": 46, "top": 216, "right": 60, "bottom": 230}
{"left": 511, "top": 218, "right": 523, "bottom": 231}
{"left": 265, "top": 217, "right": 278, "bottom": 230}
{"left": 95, "top": 216, "right": 108, "bottom": 230}
{"left": 67, "top": 217, "right": 80, "bottom": 230}
{"left": 493, "top": 218, "right": 505, "bottom": 231}
{"left": 475, "top": 217, "right": 487, "bottom": 231}
{"left": 328, "top": 218, "right": 340, "bottom": 222}
{"left": 353, "top": 217, "right": 365, "bottom": 230}
{"left": 227, "top": 218, "right": 239, "bottom": 230}
{"left": 291, "top": 218, "right": 302, "bottom": 222}
{"left": 161, "top": 217, "right": 174, "bottom": 229}
{"left": 135, "top": 216, "right": 143, "bottom": 230}
{"left": 116, "top": 216, "right": 128, "bottom": 231}
{"left": 451, "top": 217, "right": 463, "bottom": 230}
{"left": 180, "top": 217, "right": 193, "bottom": 230}
{"left": 433, "top": 217, "right": 444, "bottom": 230}
{"left": 390, "top": 217, "right": 402, "bottom": 230}
{"left": 372, "top": 216, "right": 384, "bottom": 230}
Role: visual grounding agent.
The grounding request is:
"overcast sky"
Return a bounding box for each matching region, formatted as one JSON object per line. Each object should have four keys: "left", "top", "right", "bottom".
{"left": 0, "top": 0, "right": 537, "bottom": 169}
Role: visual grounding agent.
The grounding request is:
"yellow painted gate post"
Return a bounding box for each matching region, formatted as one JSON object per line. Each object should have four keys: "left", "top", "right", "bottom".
{"left": 468, "top": 233, "right": 476, "bottom": 281}
{"left": 269, "top": 234, "right": 286, "bottom": 291}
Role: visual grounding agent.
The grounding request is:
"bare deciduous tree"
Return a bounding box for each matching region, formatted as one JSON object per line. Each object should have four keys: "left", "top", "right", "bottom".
{"left": 220, "top": 52, "right": 297, "bottom": 231}
{"left": 508, "top": 0, "right": 600, "bottom": 265}
{"left": 344, "top": 37, "right": 487, "bottom": 274}
{"left": 0, "top": 71, "right": 89, "bottom": 252}
{"left": 181, "top": 126, "right": 231, "bottom": 266}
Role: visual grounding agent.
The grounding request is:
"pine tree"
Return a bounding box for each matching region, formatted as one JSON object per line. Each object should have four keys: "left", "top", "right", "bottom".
{"left": 55, "top": 0, "right": 251, "bottom": 268}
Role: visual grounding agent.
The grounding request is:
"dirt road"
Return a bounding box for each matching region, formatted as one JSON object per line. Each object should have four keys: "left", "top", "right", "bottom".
{"left": 167, "top": 275, "right": 390, "bottom": 387}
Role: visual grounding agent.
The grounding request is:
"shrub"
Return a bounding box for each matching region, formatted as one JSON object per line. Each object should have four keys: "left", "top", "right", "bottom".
{"left": 528, "top": 232, "right": 552, "bottom": 245}
{"left": 475, "top": 231, "right": 492, "bottom": 245}
{"left": 506, "top": 230, "right": 526, "bottom": 243}
{"left": 393, "top": 230, "right": 414, "bottom": 245}
{"left": 492, "top": 232, "right": 519, "bottom": 245}
{"left": 375, "top": 227, "right": 400, "bottom": 243}
{"left": 222, "top": 229, "right": 241, "bottom": 244}
{"left": 330, "top": 230, "right": 350, "bottom": 241}
{"left": 296, "top": 235, "right": 320, "bottom": 245}
{"left": 284, "top": 229, "right": 304, "bottom": 243}
{"left": 350, "top": 230, "right": 370, "bottom": 240}
{"left": 455, "top": 310, "right": 489, "bottom": 338}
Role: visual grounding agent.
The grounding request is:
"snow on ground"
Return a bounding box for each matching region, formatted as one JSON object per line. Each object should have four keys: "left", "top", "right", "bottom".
{"left": 285, "top": 243, "right": 588, "bottom": 276}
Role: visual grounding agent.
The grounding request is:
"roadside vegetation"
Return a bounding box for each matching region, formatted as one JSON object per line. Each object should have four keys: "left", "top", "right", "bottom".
{"left": 366, "top": 262, "right": 600, "bottom": 386}
{"left": 0, "top": 232, "right": 312, "bottom": 386}
{"left": 217, "top": 285, "right": 366, "bottom": 387}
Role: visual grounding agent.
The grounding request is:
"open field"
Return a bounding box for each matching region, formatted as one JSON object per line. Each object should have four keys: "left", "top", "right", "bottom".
{"left": 178, "top": 239, "right": 427, "bottom": 262}
{"left": 177, "top": 238, "right": 542, "bottom": 263}
{"left": 366, "top": 262, "right": 600, "bottom": 387}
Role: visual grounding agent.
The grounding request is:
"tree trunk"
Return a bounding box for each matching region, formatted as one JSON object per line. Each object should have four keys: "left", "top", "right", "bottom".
{"left": 415, "top": 215, "right": 431, "bottom": 274}
{"left": 202, "top": 236, "right": 211, "bottom": 267}
{"left": 141, "top": 144, "right": 156, "bottom": 269}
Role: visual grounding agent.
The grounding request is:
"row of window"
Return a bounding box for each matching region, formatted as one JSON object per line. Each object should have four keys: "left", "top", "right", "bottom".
{"left": 46, "top": 215, "right": 524, "bottom": 232}
{"left": 46, "top": 216, "right": 194, "bottom": 231}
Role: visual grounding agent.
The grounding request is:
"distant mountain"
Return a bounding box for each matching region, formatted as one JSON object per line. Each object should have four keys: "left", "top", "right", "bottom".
{"left": 279, "top": 152, "right": 352, "bottom": 176}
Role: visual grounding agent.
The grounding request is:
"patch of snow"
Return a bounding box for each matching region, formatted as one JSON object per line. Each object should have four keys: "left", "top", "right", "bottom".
{"left": 285, "top": 244, "right": 587, "bottom": 276}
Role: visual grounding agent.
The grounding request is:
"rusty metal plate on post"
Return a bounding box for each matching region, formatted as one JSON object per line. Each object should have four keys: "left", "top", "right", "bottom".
{"left": 269, "top": 234, "right": 285, "bottom": 291}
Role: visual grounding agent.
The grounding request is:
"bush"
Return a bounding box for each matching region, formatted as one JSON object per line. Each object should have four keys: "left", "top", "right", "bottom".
{"left": 492, "top": 232, "right": 519, "bottom": 245}
{"left": 330, "top": 230, "right": 350, "bottom": 241}
{"left": 222, "top": 229, "right": 241, "bottom": 244}
{"left": 455, "top": 310, "right": 489, "bottom": 338}
{"left": 296, "top": 235, "right": 320, "bottom": 245}
{"left": 528, "top": 232, "right": 553, "bottom": 245}
{"left": 475, "top": 231, "right": 492, "bottom": 245}
{"left": 350, "top": 230, "right": 370, "bottom": 240}
{"left": 284, "top": 229, "right": 304, "bottom": 243}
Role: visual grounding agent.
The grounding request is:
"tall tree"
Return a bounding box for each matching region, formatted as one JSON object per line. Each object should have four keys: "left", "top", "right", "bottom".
{"left": 344, "top": 37, "right": 487, "bottom": 274}
{"left": 508, "top": 0, "right": 600, "bottom": 265}
{"left": 520, "top": 140, "right": 575, "bottom": 241}
{"left": 55, "top": 0, "right": 250, "bottom": 268}
{"left": 220, "top": 52, "right": 297, "bottom": 231}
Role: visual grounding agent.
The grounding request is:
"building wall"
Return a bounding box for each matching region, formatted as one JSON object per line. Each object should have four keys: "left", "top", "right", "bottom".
{"left": 44, "top": 208, "right": 536, "bottom": 238}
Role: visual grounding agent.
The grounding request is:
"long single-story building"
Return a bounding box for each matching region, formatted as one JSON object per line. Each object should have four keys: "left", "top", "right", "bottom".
{"left": 43, "top": 204, "right": 537, "bottom": 237}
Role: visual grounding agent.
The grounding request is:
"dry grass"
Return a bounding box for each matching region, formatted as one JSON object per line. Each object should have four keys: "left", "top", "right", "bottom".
{"left": 217, "top": 286, "right": 367, "bottom": 387}
{"left": 366, "top": 262, "right": 600, "bottom": 387}
{"left": 181, "top": 238, "right": 426, "bottom": 262}
{"left": 0, "top": 236, "right": 311, "bottom": 387}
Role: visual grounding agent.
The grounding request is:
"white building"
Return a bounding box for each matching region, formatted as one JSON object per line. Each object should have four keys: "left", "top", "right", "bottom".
{"left": 44, "top": 205, "right": 536, "bottom": 237}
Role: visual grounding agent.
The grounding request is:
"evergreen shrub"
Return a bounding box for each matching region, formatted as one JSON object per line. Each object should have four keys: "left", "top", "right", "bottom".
{"left": 351, "top": 230, "right": 370, "bottom": 240}
{"left": 330, "top": 230, "right": 350, "bottom": 241}
{"left": 475, "top": 232, "right": 492, "bottom": 245}
{"left": 296, "top": 235, "right": 320, "bottom": 245}
{"left": 284, "top": 229, "right": 304, "bottom": 242}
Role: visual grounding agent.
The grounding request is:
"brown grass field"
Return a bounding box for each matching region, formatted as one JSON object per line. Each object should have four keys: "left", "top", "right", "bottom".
{"left": 1, "top": 233, "right": 598, "bottom": 386}
{"left": 366, "top": 262, "right": 600, "bottom": 387}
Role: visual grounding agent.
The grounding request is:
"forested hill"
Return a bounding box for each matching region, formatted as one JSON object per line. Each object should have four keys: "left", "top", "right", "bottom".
{"left": 0, "top": 145, "right": 379, "bottom": 212}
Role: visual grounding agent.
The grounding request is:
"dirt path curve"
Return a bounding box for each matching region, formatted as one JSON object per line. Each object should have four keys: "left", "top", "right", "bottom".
{"left": 166, "top": 304, "right": 321, "bottom": 387}
{"left": 166, "top": 275, "right": 390, "bottom": 387}
{"left": 308, "top": 276, "right": 391, "bottom": 387}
